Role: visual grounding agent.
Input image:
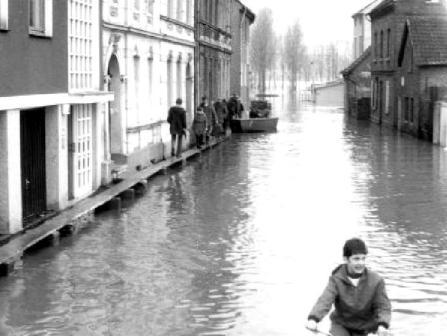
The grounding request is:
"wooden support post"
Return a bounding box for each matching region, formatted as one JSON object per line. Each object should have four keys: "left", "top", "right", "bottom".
{"left": 121, "top": 189, "right": 135, "bottom": 201}
{"left": 48, "top": 231, "right": 60, "bottom": 247}
{"left": 134, "top": 180, "right": 148, "bottom": 196}
{"left": 0, "top": 262, "right": 15, "bottom": 277}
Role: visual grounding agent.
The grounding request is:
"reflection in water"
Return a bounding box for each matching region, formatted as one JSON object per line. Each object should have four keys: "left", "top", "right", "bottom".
{"left": 0, "top": 100, "right": 446, "bottom": 335}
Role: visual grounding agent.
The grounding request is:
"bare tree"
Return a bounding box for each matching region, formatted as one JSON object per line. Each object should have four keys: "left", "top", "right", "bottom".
{"left": 284, "top": 20, "right": 306, "bottom": 92}
{"left": 249, "top": 8, "right": 276, "bottom": 95}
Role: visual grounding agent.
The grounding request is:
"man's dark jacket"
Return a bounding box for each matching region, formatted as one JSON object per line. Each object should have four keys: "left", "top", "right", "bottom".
{"left": 167, "top": 105, "right": 186, "bottom": 135}
{"left": 308, "top": 264, "right": 391, "bottom": 332}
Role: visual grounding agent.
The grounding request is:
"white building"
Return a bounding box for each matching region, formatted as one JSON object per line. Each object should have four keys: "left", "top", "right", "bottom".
{"left": 0, "top": 0, "right": 112, "bottom": 234}
{"left": 102, "top": 0, "right": 195, "bottom": 171}
{"left": 352, "top": 0, "right": 381, "bottom": 59}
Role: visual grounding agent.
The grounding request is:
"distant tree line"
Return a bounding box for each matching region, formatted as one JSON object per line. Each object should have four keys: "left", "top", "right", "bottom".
{"left": 249, "top": 8, "right": 352, "bottom": 94}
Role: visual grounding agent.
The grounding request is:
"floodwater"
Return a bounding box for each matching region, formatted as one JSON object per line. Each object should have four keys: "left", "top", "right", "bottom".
{"left": 1, "top": 101, "right": 447, "bottom": 336}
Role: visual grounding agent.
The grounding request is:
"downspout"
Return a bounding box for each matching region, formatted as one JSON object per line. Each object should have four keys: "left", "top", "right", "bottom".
{"left": 123, "top": 0, "right": 129, "bottom": 155}
{"left": 194, "top": 0, "right": 200, "bottom": 114}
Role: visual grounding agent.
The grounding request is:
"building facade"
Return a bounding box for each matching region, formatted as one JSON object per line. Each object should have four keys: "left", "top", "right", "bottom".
{"left": 370, "top": 0, "right": 446, "bottom": 128}
{"left": 397, "top": 16, "right": 447, "bottom": 140}
{"left": 0, "top": 0, "right": 112, "bottom": 234}
{"left": 102, "top": 0, "right": 194, "bottom": 169}
{"left": 196, "top": 0, "right": 232, "bottom": 104}
{"left": 230, "top": 0, "right": 255, "bottom": 110}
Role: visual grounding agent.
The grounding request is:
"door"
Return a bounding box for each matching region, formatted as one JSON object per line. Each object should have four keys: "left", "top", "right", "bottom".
{"left": 70, "top": 104, "right": 93, "bottom": 199}
{"left": 21, "top": 108, "right": 46, "bottom": 222}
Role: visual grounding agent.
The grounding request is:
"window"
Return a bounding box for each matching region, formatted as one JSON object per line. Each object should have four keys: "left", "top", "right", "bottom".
{"left": 167, "top": 55, "right": 173, "bottom": 107}
{"left": 186, "top": 0, "right": 192, "bottom": 25}
{"left": 380, "top": 30, "right": 384, "bottom": 58}
{"left": 145, "top": 0, "right": 154, "bottom": 23}
{"left": 410, "top": 98, "right": 414, "bottom": 123}
{"left": 404, "top": 97, "right": 409, "bottom": 121}
{"left": 167, "top": 0, "right": 174, "bottom": 17}
{"left": 0, "top": 0, "right": 8, "bottom": 30}
{"left": 176, "top": 0, "right": 183, "bottom": 21}
{"left": 374, "top": 32, "right": 378, "bottom": 59}
{"left": 386, "top": 29, "right": 391, "bottom": 58}
{"left": 29, "top": 0, "right": 53, "bottom": 36}
{"left": 134, "top": 55, "right": 140, "bottom": 114}
{"left": 176, "top": 58, "right": 182, "bottom": 100}
{"left": 385, "top": 81, "right": 390, "bottom": 114}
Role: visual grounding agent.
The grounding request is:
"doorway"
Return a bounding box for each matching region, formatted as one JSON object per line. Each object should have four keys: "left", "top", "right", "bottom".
{"left": 21, "top": 108, "right": 46, "bottom": 222}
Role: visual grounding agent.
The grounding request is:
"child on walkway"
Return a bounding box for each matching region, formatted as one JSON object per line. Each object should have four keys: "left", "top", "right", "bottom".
{"left": 193, "top": 107, "right": 207, "bottom": 149}
{"left": 306, "top": 238, "right": 391, "bottom": 336}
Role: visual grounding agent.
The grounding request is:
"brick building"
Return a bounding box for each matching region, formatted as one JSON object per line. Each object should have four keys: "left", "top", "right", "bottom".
{"left": 370, "top": 0, "right": 446, "bottom": 127}
{"left": 397, "top": 16, "right": 447, "bottom": 139}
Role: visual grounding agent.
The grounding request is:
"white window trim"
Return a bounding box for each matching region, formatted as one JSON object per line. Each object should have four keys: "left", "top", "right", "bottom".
{"left": 29, "top": 0, "right": 53, "bottom": 37}
{"left": 0, "top": 0, "right": 8, "bottom": 30}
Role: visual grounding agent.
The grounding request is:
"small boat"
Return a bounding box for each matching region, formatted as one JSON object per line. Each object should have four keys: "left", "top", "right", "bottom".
{"left": 230, "top": 97, "right": 279, "bottom": 133}
{"left": 230, "top": 117, "right": 279, "bottom": 133}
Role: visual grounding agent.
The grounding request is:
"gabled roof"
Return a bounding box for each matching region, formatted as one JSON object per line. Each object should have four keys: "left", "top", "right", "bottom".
{"left": 352, "top": 0, "right": 382, "bottom": 17}
{"left": 398, "top": 16, "right": 447, "bottom": 67}
{"left": 369, "top": 0, "right": 395, "bottom": 18}
{"left": 341, "top": 46, "right": 371, "bottom": 76}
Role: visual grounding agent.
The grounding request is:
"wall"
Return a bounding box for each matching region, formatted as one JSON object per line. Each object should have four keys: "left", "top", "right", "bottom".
{"left": 315, "top": 83, "right": 345, "bottom": 107}
{"left": 0, "top": 0, "right": 68, "bottom": 96}
{"left": 0, "top": 110, "right": 22, "bottom": 234}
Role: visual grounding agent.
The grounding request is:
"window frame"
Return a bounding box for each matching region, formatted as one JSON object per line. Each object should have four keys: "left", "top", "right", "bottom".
{"left": 0, "top": 0, "right": 9, "bottom": 30}
{"left": 29, "top": 0, "right": 53, "bottom": 37}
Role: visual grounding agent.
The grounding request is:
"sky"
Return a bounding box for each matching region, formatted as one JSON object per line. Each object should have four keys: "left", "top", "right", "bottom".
{"left": 241, "top": 0, "right": 375, "bottom": 48}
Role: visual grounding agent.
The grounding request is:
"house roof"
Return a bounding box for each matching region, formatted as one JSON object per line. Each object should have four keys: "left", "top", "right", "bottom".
{"left": 236, "top": 0, "right": 255, "bottom": 22}
{"left": 398, "top": 16, "right": 447, "bottom": 67}
{"left": 369, "top": 0, "right": 395, "bottom": 18}
{"left": 341, "top": 46, "right": 371, "bottom": 76}
{"left": 352, "top": 0, "right": 382, "bottom": 17}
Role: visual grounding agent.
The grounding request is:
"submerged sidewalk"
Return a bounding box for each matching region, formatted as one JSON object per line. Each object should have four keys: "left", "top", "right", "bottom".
{"left": 0, "top": 137, "right": 226, "bottom": 276}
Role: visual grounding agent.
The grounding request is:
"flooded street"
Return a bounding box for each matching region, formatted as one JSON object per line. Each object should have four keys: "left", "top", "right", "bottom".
{"left": 1, "top": 103, "right": 447, "bottom": 336}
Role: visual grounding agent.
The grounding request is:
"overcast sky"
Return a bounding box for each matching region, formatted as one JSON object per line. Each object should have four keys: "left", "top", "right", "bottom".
{"left": 241, "top": 0, "right": 375, "bottom": 48}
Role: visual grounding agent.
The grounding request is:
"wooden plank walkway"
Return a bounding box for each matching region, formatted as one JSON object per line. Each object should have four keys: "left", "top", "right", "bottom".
{"left": 0, "top": 138, "right": 224, "bottom": 273}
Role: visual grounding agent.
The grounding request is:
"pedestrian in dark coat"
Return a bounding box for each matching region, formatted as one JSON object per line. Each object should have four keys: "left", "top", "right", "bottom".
{"left": 307, "top": 238, "right": 391, "bottom": 336}
{"left": 221, "top": 99, "right": 230, "bottom": 131}
{"left": 167, "top": 98, "right": 187, "bottom": 158}
{"left": 193, "top": 107, "right": 207, "bottom": 148}
{"left": 227, "top": 93, "right": 238, "bottom": 120}
{"left": 213, "top": 99, "right": 225, "bottom": 136}
{"left": 200, "top": 96, "right": 217, "bottom": 142}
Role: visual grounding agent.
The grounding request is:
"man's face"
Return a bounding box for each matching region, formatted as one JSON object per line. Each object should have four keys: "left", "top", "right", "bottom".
{"left": 345, "top": 253, "right": 366, "bottom": 274}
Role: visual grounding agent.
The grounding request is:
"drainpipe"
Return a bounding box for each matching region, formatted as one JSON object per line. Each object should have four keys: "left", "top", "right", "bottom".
{"left": 240, "top": 5, "right": 247, "bottom": 108}
{"left": 123, "top": 0, "right": 129, "bottom": 155}
{"left": 194, "top": 0, "right": 200, "bottom": 114}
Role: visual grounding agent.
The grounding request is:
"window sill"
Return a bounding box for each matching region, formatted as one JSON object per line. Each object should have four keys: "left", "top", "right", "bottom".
{"left": 29, "top": 29, "right": 52, "bottom": 38}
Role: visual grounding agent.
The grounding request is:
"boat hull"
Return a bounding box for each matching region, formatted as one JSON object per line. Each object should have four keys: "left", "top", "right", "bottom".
{"left": 230, "top": 117, "right": 278, "bottom": 133}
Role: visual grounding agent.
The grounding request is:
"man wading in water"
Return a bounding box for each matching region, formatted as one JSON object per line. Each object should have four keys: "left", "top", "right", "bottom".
{"left": 306, "top": 238, "right": 391, "bottom": 336}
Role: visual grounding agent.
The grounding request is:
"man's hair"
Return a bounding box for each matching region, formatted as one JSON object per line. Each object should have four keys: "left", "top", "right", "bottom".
{"left": 201, "top": 95, "right": 207, "bottom": 101}
{"left": 176, "top": 98, "right": 182, "bottom": 105}
{"left": 343, "top": 238, "right": 368, "bottom": 257}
